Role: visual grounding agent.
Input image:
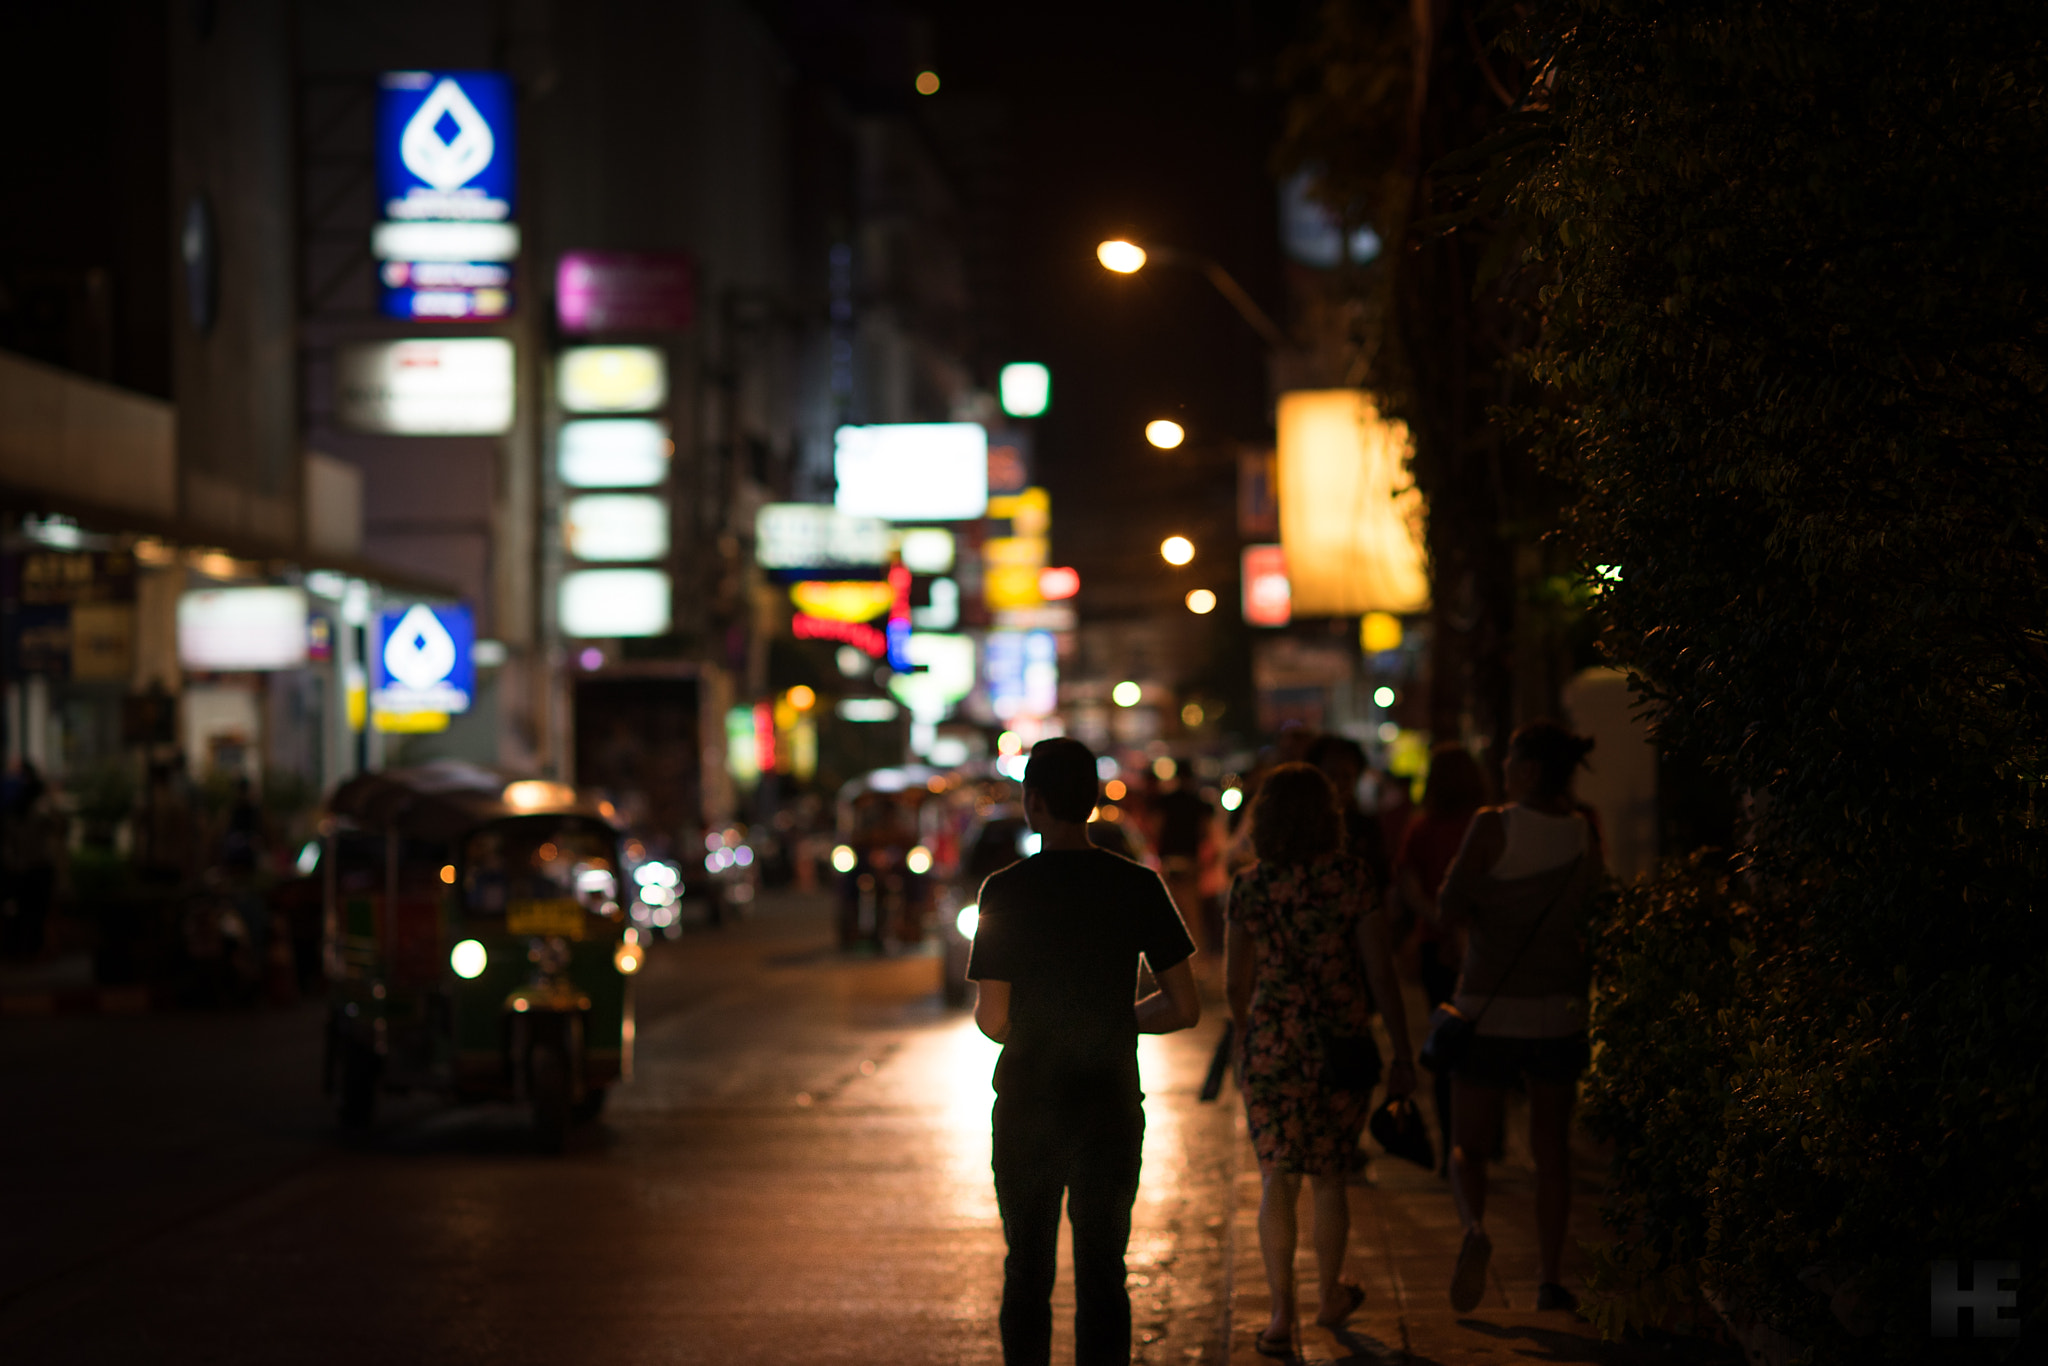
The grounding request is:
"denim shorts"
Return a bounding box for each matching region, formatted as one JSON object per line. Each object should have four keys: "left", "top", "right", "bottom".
{"left": 1453, "top": 1033, "right": 1590, "bottom": 1088}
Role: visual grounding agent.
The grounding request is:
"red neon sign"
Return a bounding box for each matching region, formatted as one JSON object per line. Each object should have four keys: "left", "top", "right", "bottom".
{"left": 793, "top": 613, "right": 886, "bottom": 656}
{"left": 753, "top": 700, "right": 776, "bottom": 773}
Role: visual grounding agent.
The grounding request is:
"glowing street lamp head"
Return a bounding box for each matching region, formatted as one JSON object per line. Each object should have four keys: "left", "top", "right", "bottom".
{"left": 1145, "top": 419, "right": 1185, "bottom": 449}
{"left": 1160, "top": 535, "right": 1195, "bottom": 566}
{"left": 1097, "top": 240, "right": 1147, "bottom": 274}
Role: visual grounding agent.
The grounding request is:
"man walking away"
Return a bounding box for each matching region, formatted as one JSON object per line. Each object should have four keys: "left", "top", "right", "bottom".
{"left": 970, "top": 737, "right": 1203, "bottom": 1366}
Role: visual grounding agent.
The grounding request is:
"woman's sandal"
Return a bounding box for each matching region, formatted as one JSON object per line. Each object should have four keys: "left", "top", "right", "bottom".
{"left": 1253, "top": 1328, "right": 1297, "bottom": 1359}
{"left": 1314, "top": 1280, "right": 1366, "bottom": 1327}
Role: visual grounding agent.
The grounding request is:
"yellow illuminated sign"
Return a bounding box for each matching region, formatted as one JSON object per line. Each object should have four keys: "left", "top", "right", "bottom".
{"left": 1276, "top": 391, "right": 1429, "bottom": 615}
{"left": 789, "top": 580, "right": 896, "bottom": 622}
{"left": 986, "top": 486, "right": 1050, "bottom": 536}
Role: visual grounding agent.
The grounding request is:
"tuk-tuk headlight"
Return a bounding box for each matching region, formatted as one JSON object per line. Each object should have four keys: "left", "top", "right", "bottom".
{"left": 955, "top": 904, "right": 979, "bottom": 939}
{"left": 613, "top": 941, "right": 645, "bottom": 975}
{"left": 450, "top": 939, "right": 488, "bottom": 979}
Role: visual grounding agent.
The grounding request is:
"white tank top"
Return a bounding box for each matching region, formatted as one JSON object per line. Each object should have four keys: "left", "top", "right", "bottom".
{"left": 1458, "top": 804, "right": 1590, "bottom": 1037}
{"left": 1489, "top": 805, "right": 1588, "bottom": 880}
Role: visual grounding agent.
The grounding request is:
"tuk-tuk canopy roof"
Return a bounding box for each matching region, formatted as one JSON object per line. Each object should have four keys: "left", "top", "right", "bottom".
{"left": 329, "top": 761, "right": 616, "bottom": 842}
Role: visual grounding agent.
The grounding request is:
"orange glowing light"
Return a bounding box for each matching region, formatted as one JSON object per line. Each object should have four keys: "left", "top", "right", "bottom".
{"left": 1104, "top": 779, "right": 1128, "bottom": 801}
{"left": 439, "top": 864, "right": 456, "bottom": 885}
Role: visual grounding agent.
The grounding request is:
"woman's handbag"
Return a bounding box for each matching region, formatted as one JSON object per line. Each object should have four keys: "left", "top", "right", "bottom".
{"left": 1420, "top": 855, "right": 1584, "bottom": 1074}
{"left": 1368, "top": 1095, "right": 1436, "bottom": 1169}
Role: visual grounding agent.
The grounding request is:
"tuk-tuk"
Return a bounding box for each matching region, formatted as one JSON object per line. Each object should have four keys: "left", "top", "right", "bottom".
{"left": 321, "top": 760, "right": 641, "bottom": 1151}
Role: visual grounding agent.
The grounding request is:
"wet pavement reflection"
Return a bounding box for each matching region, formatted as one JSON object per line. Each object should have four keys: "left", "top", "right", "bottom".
{"left": 0, "top": 889, "right": 1682, "bottom": 1365}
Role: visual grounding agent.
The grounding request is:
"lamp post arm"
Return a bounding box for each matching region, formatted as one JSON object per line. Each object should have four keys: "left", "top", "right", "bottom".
{"left": 1155, "top": 247, "right": 1286, "bottom": 348}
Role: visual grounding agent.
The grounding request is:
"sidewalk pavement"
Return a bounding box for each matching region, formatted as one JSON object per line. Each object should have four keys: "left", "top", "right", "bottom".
{"left": 1185, "top": 957, "right": 1723, "bottom": 1366}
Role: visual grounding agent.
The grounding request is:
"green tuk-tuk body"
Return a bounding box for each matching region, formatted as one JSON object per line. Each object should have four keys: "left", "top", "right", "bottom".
{"left": 322, "top": 761, "right": 640, "bottom": 1149}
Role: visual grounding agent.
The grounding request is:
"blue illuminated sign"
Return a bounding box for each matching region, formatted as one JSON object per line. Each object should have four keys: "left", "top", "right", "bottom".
{"left": 984, "top": 629, "right": 1056, "bottom": 721}
{"left": 378, "top": 72, "right": 515, "bottom": 221}
{"left": 377, "top": 71, "right": 515, "bottom": 320}
{"left": 371, "top": 603, "right": 476, "bottom": 715}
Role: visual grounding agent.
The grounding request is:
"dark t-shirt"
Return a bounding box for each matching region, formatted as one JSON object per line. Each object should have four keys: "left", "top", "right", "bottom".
{"left": 967, "top": 848, "right": 1196, "bottom": 1106}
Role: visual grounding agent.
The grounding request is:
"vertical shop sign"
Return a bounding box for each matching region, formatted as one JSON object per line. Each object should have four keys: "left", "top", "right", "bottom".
{"left": 375, "top": 71, "right": 518, "bottom": 320}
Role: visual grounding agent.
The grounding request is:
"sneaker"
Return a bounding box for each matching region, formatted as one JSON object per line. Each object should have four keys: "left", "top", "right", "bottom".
{"left": 1536, "top": 1282, "right": 1579, "bottom": 1313}
{"left": 1450, "top": 1226, "right": 1492, "bottom": 1312}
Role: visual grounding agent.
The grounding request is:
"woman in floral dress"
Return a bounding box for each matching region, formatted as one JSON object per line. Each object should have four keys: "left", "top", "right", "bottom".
{"left": 1226, "top": 762, "right": 1416, "bottom": 1358}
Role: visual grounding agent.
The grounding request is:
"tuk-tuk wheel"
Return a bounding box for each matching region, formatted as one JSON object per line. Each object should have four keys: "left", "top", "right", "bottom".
{"left": 531, "top": 1042, "right": 573, "bottom": 1153}
{"left": 338, "top": 1037, "right": 381, "bottom": 1129}
{"left": 572, "top": 1086, "right": 608, "bottom": 1123}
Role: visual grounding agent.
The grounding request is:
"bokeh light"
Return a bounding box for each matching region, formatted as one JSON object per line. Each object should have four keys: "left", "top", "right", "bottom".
{"left": 1112, "top": 680, "right": 1142, "bottom": 707}
{"left": 1185, "top": 588, "right": 1217, "bottom": 614}
{"left": 1145, "top": 420, "right": 1185, "bottom": 449}
{"left": 1160, "top": 535, "right": 1195, "bottom": 566}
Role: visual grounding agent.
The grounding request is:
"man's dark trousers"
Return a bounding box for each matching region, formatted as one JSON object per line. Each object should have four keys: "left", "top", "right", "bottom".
{"left": 991, "top": 1092, "right": 1146, "bottom": 1366}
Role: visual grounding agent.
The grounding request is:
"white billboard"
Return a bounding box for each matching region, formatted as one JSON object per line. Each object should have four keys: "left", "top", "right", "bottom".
{"left": 559, "top": 568, "right": 670, "bottom": 638}
{"left": 337, "top": 338, "right": 515, "bottom": 435}
{"left": 564, "top": 494, "right": 668, "bottom": 561}
{"left": 833, "top": 423, "right": 989, "bottom": 521}
{"left": 558, "top": 419, "right": 668, "bottom": 488}
{"left": 558, "top": 346, "right": 666, "bottom": 414}
{"left": 177, "top": 587, "right": 310, "bottom": 671}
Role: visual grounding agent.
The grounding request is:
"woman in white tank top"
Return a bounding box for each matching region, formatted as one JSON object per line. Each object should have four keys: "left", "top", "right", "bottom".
{"left": 1432, "top": 721, "right": 1603, "bottom": 1317}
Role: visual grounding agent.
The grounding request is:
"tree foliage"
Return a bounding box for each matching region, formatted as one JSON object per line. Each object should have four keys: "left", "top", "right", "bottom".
{"left": 1500, "top": 1, "right": 2048, "bottom": 1356}
{"left": 1277, "top": 1, "right": 1588, "bottom": 755}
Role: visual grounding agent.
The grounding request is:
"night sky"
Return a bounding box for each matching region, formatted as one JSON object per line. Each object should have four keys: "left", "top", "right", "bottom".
{"left": 929, "top": 1, "right": 1310, "bottom": 628}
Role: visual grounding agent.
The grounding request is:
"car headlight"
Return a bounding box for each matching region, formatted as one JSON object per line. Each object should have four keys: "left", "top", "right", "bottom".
{"left": 450, "top": 939, "right": 488, "bottom": 979}
{"left": 955, "top": 904, "right": 979, "bottom": 939}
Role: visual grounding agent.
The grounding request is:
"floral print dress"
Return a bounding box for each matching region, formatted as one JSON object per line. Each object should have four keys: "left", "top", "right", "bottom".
{"left": 1228, "top": 852, "right": 1376, "bottom": 1174}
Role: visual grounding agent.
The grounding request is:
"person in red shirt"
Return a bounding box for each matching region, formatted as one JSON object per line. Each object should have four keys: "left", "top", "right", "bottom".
{"left": 1392, "top": 743, "right": 1491, "bottom": 1171}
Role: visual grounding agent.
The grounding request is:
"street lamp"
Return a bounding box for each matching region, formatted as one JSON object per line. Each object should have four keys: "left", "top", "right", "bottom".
{"left": 1160, "top": 535, "right": 1195, "bottom": 566}
{"left": 1094, "top": 238, "right": 1284, "bottom": 346}
{"left": 1145, "top": 419, "right": 1185, "bottom": 449}
{"left": 1097, "top": 240, "right": 1147, "bottom": 273}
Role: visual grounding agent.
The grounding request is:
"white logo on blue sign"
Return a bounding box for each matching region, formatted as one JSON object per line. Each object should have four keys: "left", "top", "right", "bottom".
{"left": 371, "top": 602, "right": 476, "bottom": 716}
{"left": 400, "top": 79, "right": 497, "bottom": 191}
{"left": 377, "top": 71, "right": 514, "bottom": 221}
